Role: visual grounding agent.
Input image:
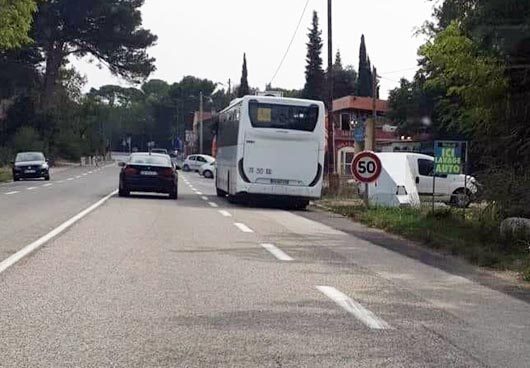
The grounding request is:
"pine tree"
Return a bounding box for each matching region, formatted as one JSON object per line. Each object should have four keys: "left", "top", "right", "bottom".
{"left": 302, "top": 11, "right": 325, "bottom": 101}
{"left": 357, "top": 35, "right": 373, "bottom": 97}
{"left": 238, "top": 53, "right": 250, "bottom": 97}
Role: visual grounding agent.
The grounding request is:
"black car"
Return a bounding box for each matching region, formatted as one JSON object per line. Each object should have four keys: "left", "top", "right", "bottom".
{"left": 12, "top": 152, "right": 50, "bottom": 181}
{"left": 119, "top": 153, "right": 178, "bottom": 199}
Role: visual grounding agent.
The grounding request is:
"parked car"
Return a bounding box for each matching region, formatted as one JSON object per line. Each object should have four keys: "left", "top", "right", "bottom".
{"left": 12, "top": 152, "right": 50, "bottom": 181}
{"left": 118, "top": 152, "right": 178, "bottom": 199}
{"left": 182, "top": 154, "right": 215, "bottom": 172}
{"left": 199, "top": 161, "right": 215, "bottom": 179}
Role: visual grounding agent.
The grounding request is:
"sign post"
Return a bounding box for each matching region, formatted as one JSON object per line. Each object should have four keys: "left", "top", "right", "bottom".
{"left": 351, "top": 151, "right": 383, "bottom": 207}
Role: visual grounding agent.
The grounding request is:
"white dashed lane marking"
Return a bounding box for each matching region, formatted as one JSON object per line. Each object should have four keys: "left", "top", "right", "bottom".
{"left": 234, "top": 223, "right": 254, "bottom": 233}
{"left": 219, "top": 210, "right": 232, "bottom": 217}
{"left": 260, "top": 244, "right": 294, "bottom": 262}
{"left": 201, "top": 196, "right": 209, "bottom": 201}
{"left": 316, "top": 286, "right": 391, "bottom": 330}
{"left": 5, "top": 191, "right": 19, "bottom": 195}
{"left": 208, "top": 202, "right": 219, "bottom": 208}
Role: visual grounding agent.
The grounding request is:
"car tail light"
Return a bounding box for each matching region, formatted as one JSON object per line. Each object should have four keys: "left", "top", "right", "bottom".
{"left": 160, "top": 168, "right": 174, "bottom": 177}
{"left": 124, "top": 167, "right": 138, "bottom": 176}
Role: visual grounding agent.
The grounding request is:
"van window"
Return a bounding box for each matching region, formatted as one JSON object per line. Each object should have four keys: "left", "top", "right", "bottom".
{"left": 418, "top": 159, "right": 434, "bottom": 176}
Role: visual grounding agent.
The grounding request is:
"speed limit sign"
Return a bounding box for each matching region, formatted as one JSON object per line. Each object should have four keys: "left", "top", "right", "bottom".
{"left": 351, "top": 151, "right": 382, "bottom": 183}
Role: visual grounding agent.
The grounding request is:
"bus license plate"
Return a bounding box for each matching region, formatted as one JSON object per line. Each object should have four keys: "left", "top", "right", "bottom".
{"left": 141, "top": 171, "right": 157, "bottom": 176}
{"left": 271, "top": 179, "right": 289, "bottom": 185}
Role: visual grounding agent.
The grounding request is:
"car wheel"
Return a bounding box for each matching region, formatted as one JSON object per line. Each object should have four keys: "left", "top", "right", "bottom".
{"left": 450, "top": 188, "right": 471, "bottom": 208}
{"left": 13, "top": 176, "right": 20, "bottom": 182}
{"left": 183, "top": 164, "right": 190, "bottom": 172}
{"left": 216, "top": 187, "right": 227, "bottom": 197}
{"left": 118, "top": 184, "right": 130, "bottom": 197}
{"left": 44, "top": 175, "right": 50, "bottom": 181}
{"left": 169, "top": 186, "right": 178, "bottom": 199}
{"left": 204, "top": 170, "right": 213, "bottom": 179}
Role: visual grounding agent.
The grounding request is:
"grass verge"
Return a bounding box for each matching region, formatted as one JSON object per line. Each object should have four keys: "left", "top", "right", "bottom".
{"left": 0, "top": 167, "right": 11, "bottom": 183}
{"left": 319, "top": 199, "right": 530, "bottom": 281}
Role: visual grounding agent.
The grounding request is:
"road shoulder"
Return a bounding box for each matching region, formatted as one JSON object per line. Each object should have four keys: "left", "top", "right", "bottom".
{"left": 303, "top": 205, "right": 530, "bottom": 305}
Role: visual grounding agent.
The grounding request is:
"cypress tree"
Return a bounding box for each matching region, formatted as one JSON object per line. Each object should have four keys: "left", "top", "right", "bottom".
{"left": 357, "top": 35, "right": 373, "bottom": 97}
{"left": 238, "top": 53, "right": 250, "bottom": 97}
{"left": 302, "top": 11, "right": 325, "bottom": 101}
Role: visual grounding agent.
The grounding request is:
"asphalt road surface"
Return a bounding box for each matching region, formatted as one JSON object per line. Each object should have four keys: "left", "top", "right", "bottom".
{"left": 0, "top": 168, "right": 529, "bottom": 367}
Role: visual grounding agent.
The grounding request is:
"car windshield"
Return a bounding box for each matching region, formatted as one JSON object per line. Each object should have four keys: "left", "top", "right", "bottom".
{"left": 129, "top": 155, "right": 170, "bottom": 166}
{"left": 15, "top": 152, "right": 44, "bottom": 162}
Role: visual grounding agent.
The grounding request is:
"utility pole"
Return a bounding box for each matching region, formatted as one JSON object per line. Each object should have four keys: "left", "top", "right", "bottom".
{"left": 199, "top": 91, "right": 204, "bottom": 154}
{"left": 366, "top": 66, "right": 378, "bottom": 151}
{"left": 327, "top": 0, "right": 336, "bottom": 175}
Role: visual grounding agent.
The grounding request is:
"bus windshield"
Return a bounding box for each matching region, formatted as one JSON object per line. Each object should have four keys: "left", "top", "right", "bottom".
{"left": 248, "top": 101, "right": 319, "bottom": 132}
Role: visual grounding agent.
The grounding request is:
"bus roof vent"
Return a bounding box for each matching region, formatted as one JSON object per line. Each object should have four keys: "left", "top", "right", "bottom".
{"left": 256, "top": 91, "right": 284, "bottom": 98}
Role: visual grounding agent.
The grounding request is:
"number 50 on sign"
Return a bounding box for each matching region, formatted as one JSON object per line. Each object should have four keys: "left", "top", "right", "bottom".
{"left": 351, "top": 151, "right": 383, "bottom": 184}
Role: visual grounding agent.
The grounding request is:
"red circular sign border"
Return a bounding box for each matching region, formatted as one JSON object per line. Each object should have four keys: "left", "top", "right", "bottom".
{"left": 351, "top": 151, "right": 383, "bottom": 183}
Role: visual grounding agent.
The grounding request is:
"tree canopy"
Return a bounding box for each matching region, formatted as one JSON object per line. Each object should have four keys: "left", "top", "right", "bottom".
{"left": 0, "top": 0, "right": 37, "bottom": 50}
{"left": 32, "top": 0, "right": 157, "bottom": 107}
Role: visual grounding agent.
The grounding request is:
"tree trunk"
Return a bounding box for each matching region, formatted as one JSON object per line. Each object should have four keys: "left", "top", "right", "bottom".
{"left": 41, "top": 41, "right": 64, "bottom": 109}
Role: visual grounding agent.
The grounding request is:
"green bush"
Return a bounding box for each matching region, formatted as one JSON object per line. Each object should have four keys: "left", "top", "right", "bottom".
{"left": 11, "top": 126, "right": 46, "bottom": 154}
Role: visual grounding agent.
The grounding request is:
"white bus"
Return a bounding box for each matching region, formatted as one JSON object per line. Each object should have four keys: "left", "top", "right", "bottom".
{"left": 215, "top": 96, "right": 326, "bottom": 209}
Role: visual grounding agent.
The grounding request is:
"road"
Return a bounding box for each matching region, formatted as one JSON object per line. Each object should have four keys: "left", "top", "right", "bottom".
{"left": 0, "top": 168, "right": 529, "bottom": 367}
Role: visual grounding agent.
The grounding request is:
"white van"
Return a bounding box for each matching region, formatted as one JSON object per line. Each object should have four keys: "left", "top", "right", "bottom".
{"left": 359, "top": 153, "right": 479, "bottom": 208}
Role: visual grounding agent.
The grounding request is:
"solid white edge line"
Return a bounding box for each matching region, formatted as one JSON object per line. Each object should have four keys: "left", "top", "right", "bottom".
{"left": 234, "top": 223, "right": 254, "bottom": 233}
{"left": 316, "top": 286, "right": 391, "bottom": 330}
{"left": 0, "top": 190, "right": 118, "bottom": 275}
{"left": 218, "top": 210, "right": 232, "bottom": 217}
{"left": 208, "top": 202, "right": 219, "bottom": 208}
{"left": 261, "top": 243, "right": 294, "bottom": 262}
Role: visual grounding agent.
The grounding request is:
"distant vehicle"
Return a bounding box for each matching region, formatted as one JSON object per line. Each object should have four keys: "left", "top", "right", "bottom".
{"left": 12, "top": 152, "right": 50, "bottom": 181}
{"left": 358, "top": 152, "right": 479, "bottom": 208}
{"left": 199, "top": 161, "right": 215, "bottom": 179}
{"left": 150, "top": 148, "right": 169, "bottom": 155}
{"left": 215, "top": 96, "right": 325, "bottom": 209}
{"left": 182, "top": 154, "right": 215, "bottom": 172}
{"left": 118, "top": 153, "right": 178, "bottom": 199}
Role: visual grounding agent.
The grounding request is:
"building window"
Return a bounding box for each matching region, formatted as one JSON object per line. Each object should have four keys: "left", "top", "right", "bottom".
{"left": 340, "top": 113, "right": 351, "bottom": 131}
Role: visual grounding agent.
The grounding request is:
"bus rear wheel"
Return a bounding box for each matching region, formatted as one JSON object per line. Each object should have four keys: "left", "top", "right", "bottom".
{"left": 216, "top": 188, "right": 227, "bottom": 197}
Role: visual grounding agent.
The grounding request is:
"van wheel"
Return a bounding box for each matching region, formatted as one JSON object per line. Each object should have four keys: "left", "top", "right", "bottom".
{"left": 450, "top": 188, "right": 471, "bottom": 208}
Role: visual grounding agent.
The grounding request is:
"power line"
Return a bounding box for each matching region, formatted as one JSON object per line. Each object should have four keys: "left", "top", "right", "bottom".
{"left": 379, "top": 67, "right": 418, "bottom": 75}
{"left": 269, "top": 0, "right": 310, "bottom": 86}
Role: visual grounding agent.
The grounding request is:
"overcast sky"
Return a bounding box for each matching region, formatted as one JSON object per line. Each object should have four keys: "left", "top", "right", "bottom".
{"left": 73, "top": 0, "right": 435, "bottom": 99}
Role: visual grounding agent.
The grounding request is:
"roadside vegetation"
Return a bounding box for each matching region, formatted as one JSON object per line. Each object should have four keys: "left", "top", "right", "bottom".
{"left": 0, "top": 166, "right": 10, "bottom": 183}
{"left": 319, "top": 194, "right": 530, "bottom": 282}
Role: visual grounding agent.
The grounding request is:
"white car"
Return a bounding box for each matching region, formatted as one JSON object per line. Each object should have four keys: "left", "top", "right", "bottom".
{"left": 199, "top": 161, "right": 216, "bottom": 179}
{"left": 182, "top": 154, "right": 215, "bottom": 172}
